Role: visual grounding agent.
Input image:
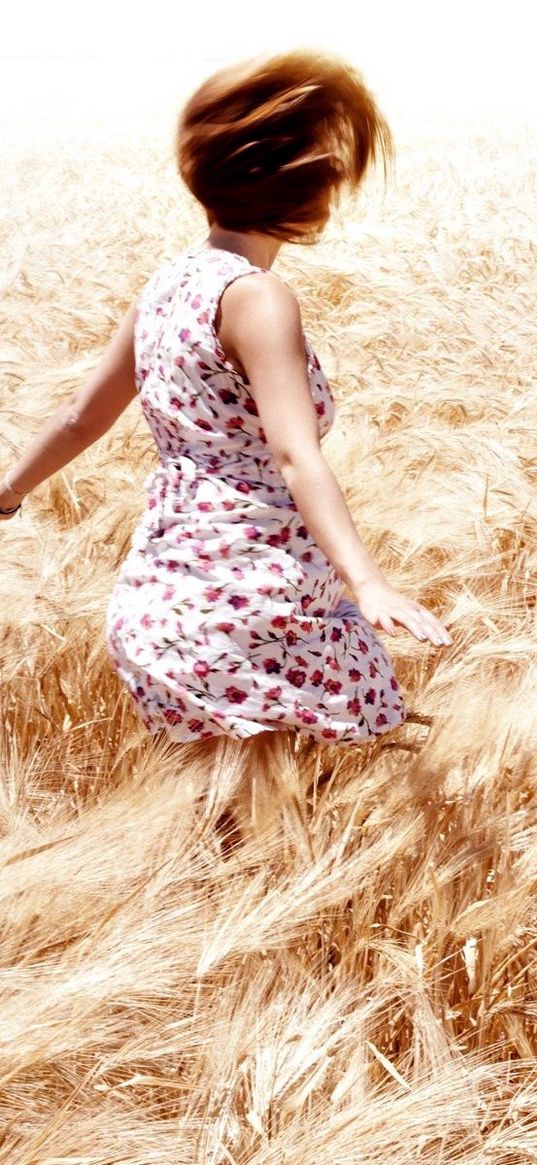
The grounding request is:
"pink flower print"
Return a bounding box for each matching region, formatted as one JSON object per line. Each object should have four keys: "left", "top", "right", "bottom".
{"left": 191, "top": 294, "right": 202, "bottom": 310}
{"left": 140, "top": 613, "right": 154, "bottom": 628}
{"left": 204, "top": 587, "right": 222, "bottom": 602}
{"left": 297, "top": 708, "right": 318, "bottom": 725}
{"left": 193, "top": 660, "right": 210, "bottom": 678}
{"left": 296, "top": 525, "right": 308, "bottom": 539}
{"left": 227, "top": 417, "right": 244, "bottom": 430}
{"left": 148, "top": 497, "right": 157, "bottom": 509}
{"left": 269, "top": 563, "right": 284, "bottom": 576}
{"left": 216, "top": 621, "right": 235, "bottom": 633}
{"left": 258, "top": 427, "right": 266, "bottom": 441}
{"left": 237, "top": 481, "right": 251, "bottom": 494}
{"left": 302, "top": 620, "right": 314, "bottom": 632}
{"left": 267, "top": 533, "right": 283, "bottom": 547}
{"left": 245, "top": 524, "right": 261, "bottom": 539}
{"left": 324, "top": 678, "right": 343, "bottom": 695}
{"left": 179, "top": 328, "right": 190, "bottom": 342}
{"left": 364, "top": 688, "right": 377, "bottom": 705}
{"left": 330, "top": 627, "right": 342, "bottom": 642}
{"left": 258, "top": 584, "right": 273, "bottom": 595}
{"left": 376, "top": 712, "right": 388, "bottom": 727}
{"left": 229, "top": 594, "right": 249, "bottom": 610}
{"left": 315, "top": 402, "right": 325, "bottom": 416}
{"left": 271, "top": 615, "right": 287, "bottom": 628}
{"left": 321, "top": 728, "right": 338, "bottom": 739}
{"left": 163, "top": 708, "right": 184, "bottom": 725}
{"left": 347, "top": 696, "right": 362, "bottom": 714}
{"left": 163, "top": 586, "right": 175, "bottom": 601}
{"left": 195, "top": 418, "right": 213, "bottom": 431}
{"left": 285, "top": 630, "right": 298, "bottom": 646}
{"left": 358, "top": 639, "right": 369, "bottom": 655}
{"left": 286, "top": 667, "right": 307, "bottom": 687}
{"left": 218, "top": 388, "right": 238, "bottom": 404}
{"left": 197, "top": 310, "right": 210, "bottom": 325}
{"left": 369, "top": 660, "right": 379, "bottom": 678}
{"left": 326, "top": 656, "right": 340, "bottom": 671}
{"left": 113, "top": 617, "right": 125, "bottom": 631}
{"left": 187, "top": 718, "right": 205, "bottom": 732}
{"left": 266, "top": 685, "right": 283, "bottom": 699}
{"left": 263, "top": 658, "right": 281, "bottom": 674}
{"left": 310, "top": 669, "right": 323, "bottom": 687}
{"left": 390, "top": 675, "right": 401, "bottom": 691}
{"left": 225, "top": 686, "right": 248, "bottom": 704}
{"left": 198, "top": 501, "right": 215, "bottom": 512}
{"left": 231, "top": 566, "right": 245, "bottom": 579}
{"left": 173, "top": 355, "right": 184, "bottom": 368}
{"left": 301, "top": 553, "right": 313, "bottom": 564}
{"left": 279, "top": 528, "right": 291, "bottom": 544}
{"left": 243, "top": 396, "right": 259, "bottom": 415}
{"left": 222, "top": 500, "right": 235, "bottom": 511}
{"left": 349, "top": 668, "right": 363, "bottom": 681}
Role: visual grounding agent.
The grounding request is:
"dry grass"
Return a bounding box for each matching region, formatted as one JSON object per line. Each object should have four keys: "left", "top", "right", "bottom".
{"left": 1, "top": 106, "right": 537, "bottom": 1163}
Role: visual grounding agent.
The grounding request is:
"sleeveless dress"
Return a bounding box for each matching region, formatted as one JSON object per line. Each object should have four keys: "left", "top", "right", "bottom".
{"left": 105, "top": 246, "right": 407, "bottom": 744}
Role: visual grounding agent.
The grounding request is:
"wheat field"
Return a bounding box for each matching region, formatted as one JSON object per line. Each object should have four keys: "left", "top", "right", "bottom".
{"left": 1, "top": 105, "right": 537, "bottom": 1163}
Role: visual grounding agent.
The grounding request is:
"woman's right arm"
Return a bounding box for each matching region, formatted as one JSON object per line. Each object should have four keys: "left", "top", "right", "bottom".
{"left": 217, "top": 272, "right": 453, "bottom": 648}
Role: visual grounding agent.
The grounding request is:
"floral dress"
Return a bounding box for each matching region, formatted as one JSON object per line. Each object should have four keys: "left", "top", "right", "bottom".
{"left": 105, "top": 245, "right": 407, "bottom": 743}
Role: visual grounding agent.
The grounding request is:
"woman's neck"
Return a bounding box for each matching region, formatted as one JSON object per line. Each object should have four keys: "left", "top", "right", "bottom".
{"left": 203, "top": 225, "right": 282, "bottom": 270}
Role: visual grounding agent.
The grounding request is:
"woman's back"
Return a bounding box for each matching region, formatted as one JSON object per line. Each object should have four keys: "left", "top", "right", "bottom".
{"left": 134, "top": 245, "right": 334, "bottom": 487}
{"left": 105, "top": 244, "right": 406, "bottom": 744}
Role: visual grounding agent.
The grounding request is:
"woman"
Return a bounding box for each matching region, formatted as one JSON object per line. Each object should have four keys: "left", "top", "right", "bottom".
{"left": 0, "top": 50, "right": 452, "bottom": 752}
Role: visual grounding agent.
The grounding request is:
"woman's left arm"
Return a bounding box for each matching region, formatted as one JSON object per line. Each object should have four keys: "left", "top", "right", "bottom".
{"left": 0, "top": 300, "right": 139, "bottom": 513}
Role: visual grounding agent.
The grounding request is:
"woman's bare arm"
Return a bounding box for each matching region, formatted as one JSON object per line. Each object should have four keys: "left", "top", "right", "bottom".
{"left": 217, "top": 272, "right": 386, "bottom": 592}
{"left": 218, "top": 271, "right": 453, "bottom": 646}
{"left": 0, "top": 301, "right": 138, "bottom": 506}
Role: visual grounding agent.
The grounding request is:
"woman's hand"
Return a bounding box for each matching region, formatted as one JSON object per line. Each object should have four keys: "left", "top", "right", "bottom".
{"left": 354, "top": 576, "right": 453, "bottom": 646}
{"left": 0, "top": 477, "right": 24, "bottom": 519}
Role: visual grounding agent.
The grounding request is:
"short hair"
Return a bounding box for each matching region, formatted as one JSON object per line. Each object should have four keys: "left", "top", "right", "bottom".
{"left": 175, "top": 50, "right": 395, "bottom": 243}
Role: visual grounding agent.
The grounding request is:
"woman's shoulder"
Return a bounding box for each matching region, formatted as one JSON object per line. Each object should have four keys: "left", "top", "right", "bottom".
{"left": 217, "top": 266, "right": 305, "bottom": 362}
{"left": 220, "top": 264, "right": 300, "bottom": 315}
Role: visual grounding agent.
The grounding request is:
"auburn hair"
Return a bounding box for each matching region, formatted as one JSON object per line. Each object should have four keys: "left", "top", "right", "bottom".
{"left": 175, "top": 50, "right": 395, "bottom": 243}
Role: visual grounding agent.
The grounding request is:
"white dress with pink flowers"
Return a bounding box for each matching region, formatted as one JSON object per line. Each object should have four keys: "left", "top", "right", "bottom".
{"left": 105, "top": 246, "right": 407, "bottom": 743}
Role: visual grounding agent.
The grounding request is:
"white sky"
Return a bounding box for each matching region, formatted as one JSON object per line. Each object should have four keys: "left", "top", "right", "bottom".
{"left": 1, "top": 0, "right": 536, "bottom": 126}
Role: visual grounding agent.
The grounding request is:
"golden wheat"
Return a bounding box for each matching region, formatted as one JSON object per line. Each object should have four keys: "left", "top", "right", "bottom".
{"left": 1, "top": 106, "right": 536, "bottom": 1162}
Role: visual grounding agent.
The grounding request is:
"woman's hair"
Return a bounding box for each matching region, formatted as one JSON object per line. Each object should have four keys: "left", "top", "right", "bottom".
{"left": 175, "top": 50, "right": 395, "bottom": 243}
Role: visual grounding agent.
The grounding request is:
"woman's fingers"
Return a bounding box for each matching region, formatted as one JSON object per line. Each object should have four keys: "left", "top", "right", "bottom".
{"left": 417, "top": 610, "right": 452, "bottom": 644}
{"left": 372, "top": 591, "right": 453, "bottom": 645}
{"left": 388, "top": 607, "right": 452, "bottom": 645}
{"left": 379, "top": 613, "right": 397, "bottom": 636}
{"left": 406, "top": 613, "right": 451, "bottom": 645}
